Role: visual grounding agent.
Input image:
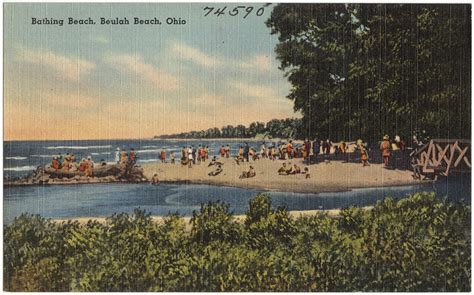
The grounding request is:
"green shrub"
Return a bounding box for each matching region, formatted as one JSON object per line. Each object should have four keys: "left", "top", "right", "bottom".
{"left": 3, "top": 192, "right": 471, "bottom": 292}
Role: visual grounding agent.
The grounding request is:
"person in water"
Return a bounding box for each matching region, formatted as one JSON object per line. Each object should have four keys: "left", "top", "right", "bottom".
{"left": 208, "top": 165, "right": 223, "bottom": 177}
{"left": 170, "top": 151, "right": 175, "bottom": 164}
{"left": 151, "top": 173, "right": 160, "bottom": 185}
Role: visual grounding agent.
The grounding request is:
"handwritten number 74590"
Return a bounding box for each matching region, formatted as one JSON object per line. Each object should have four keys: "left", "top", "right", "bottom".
{"left": 203, "top": 6, "right": 264, "bottom": 18}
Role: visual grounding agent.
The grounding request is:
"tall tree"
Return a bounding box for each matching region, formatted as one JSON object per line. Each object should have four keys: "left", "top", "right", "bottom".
{"left": 266, "top": 4, "right": 471, "bottom": 142}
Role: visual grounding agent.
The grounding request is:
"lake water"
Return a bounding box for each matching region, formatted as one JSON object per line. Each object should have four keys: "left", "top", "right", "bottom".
{"left": 4, "top": 176, "right": 470, "bottom": 224}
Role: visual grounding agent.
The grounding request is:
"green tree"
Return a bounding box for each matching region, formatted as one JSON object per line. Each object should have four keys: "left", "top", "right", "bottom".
{"left": 266, "top": 4, "right": 471, "bottom": 142}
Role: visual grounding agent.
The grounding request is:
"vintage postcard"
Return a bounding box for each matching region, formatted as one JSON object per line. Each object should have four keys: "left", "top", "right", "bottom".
{"left": 3, "top": 2, "right": 471, "bottom": 292}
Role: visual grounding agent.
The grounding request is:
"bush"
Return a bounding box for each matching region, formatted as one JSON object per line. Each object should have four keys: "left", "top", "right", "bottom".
{"left": 3, "top": 192, "right": 471, "bottom": 291}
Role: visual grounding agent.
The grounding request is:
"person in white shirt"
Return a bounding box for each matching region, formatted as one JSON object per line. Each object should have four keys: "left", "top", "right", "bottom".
{"left": 114, "top": 147, "right": 121, "bottom": 164}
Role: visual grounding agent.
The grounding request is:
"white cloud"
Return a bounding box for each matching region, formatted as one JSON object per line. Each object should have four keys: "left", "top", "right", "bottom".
{"left": 106, "top": 54, "right": 178, "bottom": 91}
{"left": 228, "top": 80, "right": 276, "bottom": 100}
{"left": 171, "top": 41, "right": 220, "bottom": 68}
{"left": 240, "top": 54, "right": 272, "bottom": 72}
{"left": 18, "top": 48, "right": 95, "bottom": 81}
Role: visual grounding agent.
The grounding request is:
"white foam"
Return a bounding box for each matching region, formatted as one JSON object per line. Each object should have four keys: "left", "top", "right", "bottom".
{"left": 46, "top": 145, "right": 112, "bottom": 150}
{"left": 91, "top": 152, "right": 112, "bottom": 156}
{"left": 136, "top": 149, "right": 161, "bottom": 154}
{"left": 5, "top": 165, "right": 37, "bottom": 171}
{"left": 137, "top": 158, "right": 160, "bottom": 163}
{"left": 5, "top": 156, "right": 28, "bottom": 160}
{"left": 142, "top": 145, "right": 157, "bottom": 149}
{"left": 31, "top": 155, "right": 53, "bottom": 158}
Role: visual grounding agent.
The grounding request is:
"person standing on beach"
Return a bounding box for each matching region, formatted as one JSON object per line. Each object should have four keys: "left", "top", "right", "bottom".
{"left": 205, "top": 146, "right": 210, "bottom": 160}
{"left": 304, "top": 140, "right": 311, "bottom": 164}
{"left": 243, "top": 143, "right": 250, "bottom": 162}
{"left": 260, "top": 142, "right": 267, "bottom": 159}
{"left": 225, "top": 145, "right": 230, "bottom": 158}
{"left": 170, "top": 151, "right": 175, "bottom": 164}
{"left": 197, "top": 145, "right": 203, "bottom": 163}
{"left": 120, "top": 151, "right": 128, "bottom": 164}
{"left": 380, "top": 135, "right": 391, "bottom": 167}
{"left": 192, "top": 145, "right": 197, "bottom": 164}
{"left": 114, "top": 148, "right": 121, "bottom": 164}
{"left": 313, "top": 138, "right": 320, "bottom": 163}
{"left": 85, "top": 156, "right": 94, "bottom": 178}
{"left": 181, "top": 146, "right": 187, "bottom": 161}
{"left": 287, "top": 140, "right": 293, "bottom": 159}
{"left": 160, "top": 149, "right": 167, "bottom": 163}
{"left": 129, "top": 149, "right": 137, "bottom": 164}
{"left": 187, "top": 146, "right": 193, "bottom": 167}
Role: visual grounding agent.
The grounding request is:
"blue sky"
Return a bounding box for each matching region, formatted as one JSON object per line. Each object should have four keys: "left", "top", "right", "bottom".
{"left": 4, "top": 3, "right": 296, "bottom": 140}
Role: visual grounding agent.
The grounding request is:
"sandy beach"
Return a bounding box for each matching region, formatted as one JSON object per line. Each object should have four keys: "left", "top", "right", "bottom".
{"left": 53, "top": 207, "right": 370, "bottom": 231}
{"left": 140, "top": 156, "right": 424, "bottom": 194}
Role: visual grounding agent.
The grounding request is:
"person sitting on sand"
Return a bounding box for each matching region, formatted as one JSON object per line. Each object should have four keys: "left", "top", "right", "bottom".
{"left": 291, "top": 164, "right": 301, "bottom": 174}
{"left": 240, "top": 166, "right": 256, "bottom": 179}
{"left": 303, "top": 167, "right": 310, "bottom": 179}
{"left": 151, "top": 173, "right": 160, "bottom": 185}
{"left": 208, "top": 165, "right": 223, "bottom": 177}
{"left": 208, "top": 156, "right": 224, "bottom": 167}
{"left": 61, "top": 158, "right": 70, "bottom": 171}
{"left": 170, "top": 151, "right": 175, "bottom": 164}
{"left": 278, "top": 163, "right": 288, "bottom": 175}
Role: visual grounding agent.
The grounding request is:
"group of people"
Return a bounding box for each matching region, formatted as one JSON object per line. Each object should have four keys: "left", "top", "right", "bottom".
{"left": 278, "top": 162, "right": 311, "bottom": 178}
{"left": 178, "top": 145, "right": 211, "bottom": 167}
{"left": 114, "top": 148, "right": 137, "bottom": 165}
{"left": 49, "top": 147, "right": 139, "bottom": 178}
{"left": 50, "top": 153, "right": 96, "bottom": 177}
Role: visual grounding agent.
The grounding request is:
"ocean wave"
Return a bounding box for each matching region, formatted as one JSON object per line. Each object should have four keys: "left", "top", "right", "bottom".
{"left": 142, "top": 145, "right": 157, "bottom": 149}
{"left": 31, "top": 155, "right": 54, "bottom": 158}
{"left": 4, "top": 165, "right": 37, "bottom": 172}
{"left": 46, "top": 145, "right": 112, "bottom": 150}
{"left": 136, "top": 149, "right": 161, "bottom": 154}
{"left": 91, "top": 152, "right": 112, "bottom": 156}
{"left": 137, "top": 158, "right": 160, "bottom": 163}
{"left": 5, "top": 156, "right": 28, "bottom": 160}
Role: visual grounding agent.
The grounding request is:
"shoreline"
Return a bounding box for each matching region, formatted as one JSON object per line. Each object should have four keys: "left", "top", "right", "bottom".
{"left": 51, "top": 207, "right": 375, "bottom": 228}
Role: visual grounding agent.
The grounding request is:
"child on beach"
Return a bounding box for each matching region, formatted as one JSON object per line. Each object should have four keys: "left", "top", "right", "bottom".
{"left": 303, "top": 167, "right": 310, "bottom": 178}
